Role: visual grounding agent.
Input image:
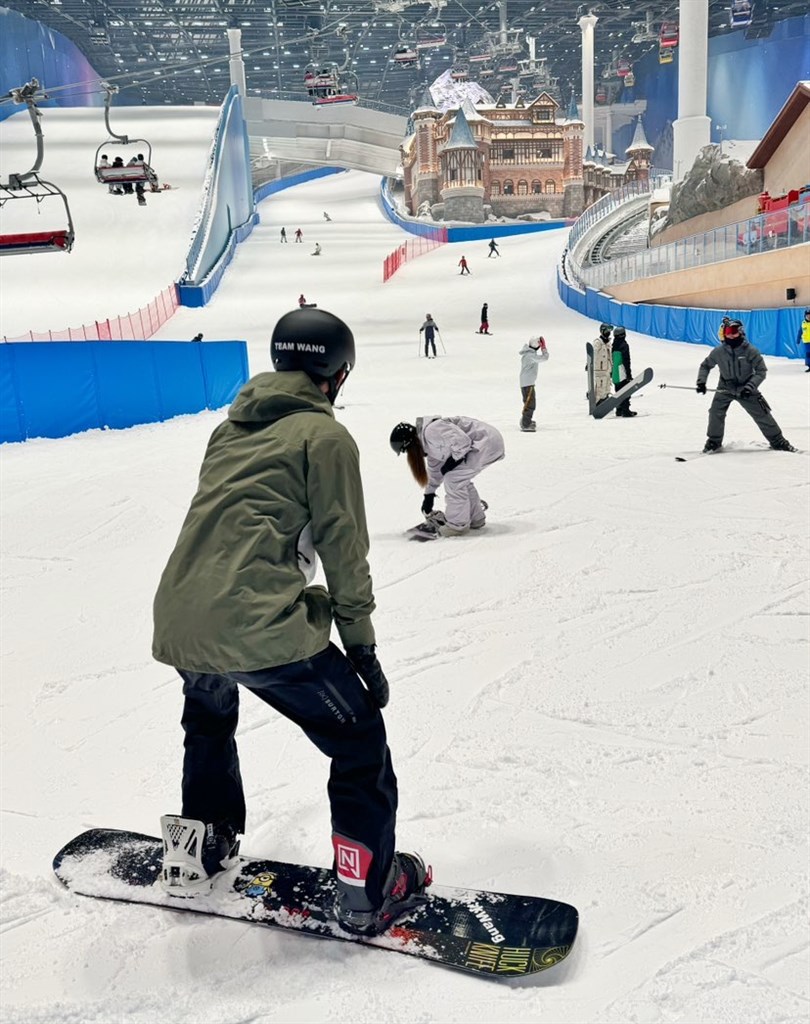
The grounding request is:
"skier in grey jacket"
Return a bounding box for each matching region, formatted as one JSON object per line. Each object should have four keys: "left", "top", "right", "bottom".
{"left": 390, "top": 416, "right": 505, "bottom": 535}
{"left": 153, "top": 307, "right": 429, "bottom": 936}
{"left": 696, "top": 320, "right": 795, "bottom": 452}
{"left": 519, "top": 337, "right": 549, "bottom": 431}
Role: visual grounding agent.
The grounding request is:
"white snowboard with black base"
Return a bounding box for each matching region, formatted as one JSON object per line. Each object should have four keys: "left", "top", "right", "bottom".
{"left": 586, "top": 342, "right": 654, "bottom": 419}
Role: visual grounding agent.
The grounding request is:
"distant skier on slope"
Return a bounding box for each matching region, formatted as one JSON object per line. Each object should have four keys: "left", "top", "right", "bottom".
{"left": 589, "top": 323, "right": 613, "bottom": 407}
{"left": 519, "top": 336, "right": 549, "bottom": 431}
{"left": 390, "top": 416, "right": 505, "bottom": 536}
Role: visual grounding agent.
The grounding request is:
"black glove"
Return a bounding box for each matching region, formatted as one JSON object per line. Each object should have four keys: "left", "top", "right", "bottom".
{"left": 345, "top": 645, "right": 389, "bottom": 709}
{"left": 440, "top": 455, "right": 466, "bottom": 475}
{"left": 696, "top": 382, "right": 707, "bottom": 394}
{"left": 421, "top": 492, "right": 435, "bottom": 515}
{"left": 739, "top": 383, "right": 755, "bottom": 398}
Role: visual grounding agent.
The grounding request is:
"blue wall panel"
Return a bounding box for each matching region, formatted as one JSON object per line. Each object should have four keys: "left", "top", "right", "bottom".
{"left": 0, "top": 8, "right": 101, "bottom": 121}
{"left": 556, "top": 272, "right": 803, "bottom": 360}
{"left": 1, "top": 340, "right": 248, "bottom": 443}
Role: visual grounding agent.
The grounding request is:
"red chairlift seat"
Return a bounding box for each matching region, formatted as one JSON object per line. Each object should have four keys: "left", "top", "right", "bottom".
{"left": 312, "top": 93, "right": 358, "bottom": 106}
{"left": 0, "top": 229, "right": 72, "bottom": 255}
{"left": 660, "top": 21, "right": 679, "bottom": 47}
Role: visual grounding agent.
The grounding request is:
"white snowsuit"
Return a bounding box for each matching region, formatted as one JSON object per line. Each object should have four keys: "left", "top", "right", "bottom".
{"left": 591, "top": 337, "right": 612, "bottom": 402}
{"left": 417, "top": 416, "right": 505, "bottom": 531}
{"left": 519, "top": 341, "right": 549, "bottom": 386}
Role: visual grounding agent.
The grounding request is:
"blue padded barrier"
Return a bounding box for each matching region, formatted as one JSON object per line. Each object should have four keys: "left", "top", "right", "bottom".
{"left": 556, "top": 269, "right": 803, "bottom": 359}
{"left": 0, "top": 340, "right": 248, "bottom": 443}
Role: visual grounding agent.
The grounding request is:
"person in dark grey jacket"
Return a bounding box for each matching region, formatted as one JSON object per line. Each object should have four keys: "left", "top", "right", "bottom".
{"left": 696, "top": 320, "right": 795, "bottom": 453}
{"left": 153, "top": 307, "right": 429, "bottom": 936}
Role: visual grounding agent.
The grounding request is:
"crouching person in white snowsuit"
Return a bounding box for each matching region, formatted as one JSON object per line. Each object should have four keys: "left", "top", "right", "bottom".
{"left": 390, "top": 416, "right": 505, "bottom": 535}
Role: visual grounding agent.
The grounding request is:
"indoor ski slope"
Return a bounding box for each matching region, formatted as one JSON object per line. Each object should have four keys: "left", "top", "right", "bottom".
{"left": 1, "top": 162, "right": 809, "bottom": 1024}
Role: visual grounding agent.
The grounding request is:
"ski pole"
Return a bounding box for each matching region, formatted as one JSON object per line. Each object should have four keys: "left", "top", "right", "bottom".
{"left": 417, "top": 331, "right": 422, "bottom": 358}
{"left": 658, "top": 383, "right": 719, "bottom": 392}
{"left": 438, "top": 331, "right": 447, "bottom": 355}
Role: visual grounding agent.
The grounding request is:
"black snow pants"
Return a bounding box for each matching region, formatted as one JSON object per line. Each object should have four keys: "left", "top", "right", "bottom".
{"left": 177, "top": 642, "right": 398, "bottom": 903}
{"left": 706, "top": 388, "right": 783, "bottom": 445}
{"left": 424, "top": 331, "right": 437, "bottom": 357}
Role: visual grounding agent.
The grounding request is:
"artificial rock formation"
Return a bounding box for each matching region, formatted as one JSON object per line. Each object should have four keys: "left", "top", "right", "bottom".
{"left": 665, "top": 144, "right": 763, "bottom": 226}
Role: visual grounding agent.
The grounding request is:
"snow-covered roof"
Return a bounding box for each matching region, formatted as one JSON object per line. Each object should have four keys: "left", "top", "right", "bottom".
{"left": 626, "top": 117, "right": 653, "bottom": 154}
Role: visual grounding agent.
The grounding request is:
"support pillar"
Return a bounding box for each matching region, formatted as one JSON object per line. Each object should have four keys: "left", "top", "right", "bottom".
{"left": 227, "top": 27, "right": 247, "bottom": 97}
{"left": 578, "top": 14, "right": 598, "bottom": 153}
{"left": 672, "top": 0, "right": 711, "bottom": 181}
{"left": 604, "top": 106, "right": 613, "bottom": 153}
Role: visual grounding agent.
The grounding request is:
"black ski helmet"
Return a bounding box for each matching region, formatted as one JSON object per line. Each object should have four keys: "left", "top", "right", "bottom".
{"left": 390, "top": 422, "right": 418, "bottom": 455}
{"left": 599, "top": 323, "right": 612, "bottom": 337}
{"left": 270, "top": 308, "right": 355, "bottom": 403}
{"left": 613, "top": 326, "right": 626, "bottom": 339}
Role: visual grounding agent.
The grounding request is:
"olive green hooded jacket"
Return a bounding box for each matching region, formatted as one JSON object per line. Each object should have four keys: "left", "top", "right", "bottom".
{"left": 152, "top": 371, "right": 375, "bottom": 673}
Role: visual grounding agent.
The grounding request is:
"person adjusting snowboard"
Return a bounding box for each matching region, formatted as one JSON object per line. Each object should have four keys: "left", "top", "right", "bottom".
{"left": 390, "top": 416, "right": 505, "bottom": 536}
{"left": 152, "top": 306, "right": 430, "bottom": 936}
{"left": 696, "top": 319, "right": 796, "bottom": 453}
{"left": 611, "top": 327, "right": 637, "bottom": 417}
{"left": 519, "top": 336, "right": 549, "bottom": 431}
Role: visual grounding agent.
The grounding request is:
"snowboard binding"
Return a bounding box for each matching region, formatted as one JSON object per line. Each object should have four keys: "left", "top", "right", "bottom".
{"left": 160, "top": 815, "right": 241, "bottom": 896}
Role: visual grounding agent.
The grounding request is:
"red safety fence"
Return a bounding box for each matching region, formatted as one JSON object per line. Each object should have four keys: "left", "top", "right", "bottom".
{"left": 383, "top": 228, "right": 448, "bottom": 282}
{"left": 2, "top": 284, "right": 180, "bottom": 343}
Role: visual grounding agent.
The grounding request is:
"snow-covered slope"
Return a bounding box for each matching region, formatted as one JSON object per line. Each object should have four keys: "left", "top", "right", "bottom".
{"left": 1, "top": 165, "right": 808, "bottom": 1024}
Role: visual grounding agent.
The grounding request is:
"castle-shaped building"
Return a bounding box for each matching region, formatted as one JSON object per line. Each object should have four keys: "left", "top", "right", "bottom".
{"left": 400, "top": 90, "right": 652, "bottom": 223}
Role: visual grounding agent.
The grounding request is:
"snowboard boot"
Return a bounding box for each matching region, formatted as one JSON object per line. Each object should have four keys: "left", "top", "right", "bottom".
{"left": 335, "top": 853, "right": 432, "bottom": 936}
{"left": 160, "top": 815, "right": 241, "bottom": 896}
{"left": 770, "top": 436, "right": 798, "bottom": 452}
{"left": 703, "top": 439, "right": 722, "bottom": 454}
{"left": 520, "top": 420, "right": 536, "bottom": 432}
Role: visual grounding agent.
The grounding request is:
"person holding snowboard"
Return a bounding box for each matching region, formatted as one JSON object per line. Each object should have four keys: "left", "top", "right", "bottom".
{"left": 696, "top": 319, "right": 796, "bottom": 453}
{"left": 420, "top": 314, "right": 439, "bottom": 358}
{"left": 389, "top": 416, "right": 505, "bottom": 536}
{"left": 519, "top": 336, "right": 549, "bottom": 431}
{"left": 611, "top": 327, "right": 637, "bottom": 417}
{"left": 477, "top": 303, "right": 491, "bottom": 335}
{"left": 590, "top": 323, "right": 613, "bottom": 407}
{"left": 152, "top": 307, "right": 429, "bottom": 936}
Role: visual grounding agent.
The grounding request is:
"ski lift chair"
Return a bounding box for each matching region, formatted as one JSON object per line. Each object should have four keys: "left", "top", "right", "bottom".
{"left": 0, "top": 80, "right": 75, "bottom": 256}
{"left": 415, "top": 24, "right": 447, "bottom": 50}
{"left": 730, "top": 0, "right": 753, "bottom": 28}
{"left": 617, "top": 58, "right": 631, "bottom": 78}
{"left": 93, "top": 85, "right": 157, "bottom": 186}
{"left": 658, "top": 44, "right": 674, "bottom": 65}
{"left": 659, "top": 21, "right": 679, "bottom": 47}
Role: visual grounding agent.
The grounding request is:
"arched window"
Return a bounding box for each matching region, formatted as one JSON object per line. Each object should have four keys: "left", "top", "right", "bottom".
{"left": 490, "top": 180, "right": 501, "bottom": 195}
{"left": 545, "top": 179, "right": 556, "bottom": 193}
{"left": 503, "top": 179, "right": 514, "bottom": 196}
{"left": 531, "top": 180, "right": 542, "bottom": 194}
{"left": 517, "top": 179, "right": 528, "bottom": 195}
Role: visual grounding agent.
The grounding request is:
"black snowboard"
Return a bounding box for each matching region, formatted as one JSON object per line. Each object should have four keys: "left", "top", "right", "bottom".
{"left": 53, "top": 829, "right": 578, "bottom": 980}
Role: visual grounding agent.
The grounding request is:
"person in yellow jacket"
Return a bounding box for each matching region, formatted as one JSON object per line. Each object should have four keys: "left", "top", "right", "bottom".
{"left": 797, "top": 309, "right": 810, "bottom": 372}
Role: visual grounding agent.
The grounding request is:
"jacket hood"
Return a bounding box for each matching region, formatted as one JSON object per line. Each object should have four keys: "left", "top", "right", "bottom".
{"left": 228, "top": 371, "right": 334, "bottom": 426}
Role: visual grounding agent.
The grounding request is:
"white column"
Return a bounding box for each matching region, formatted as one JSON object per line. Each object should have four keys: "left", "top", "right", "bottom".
{"left": 227, "top": 27, "right": 247, "bottom": 97}
{"left": 672, "top": 0, "right": 711, "bottom": 181}
{"left": 578, "top": 14, "right": 598, "bottom": 153}
{"left": 604, "top": 106, "right": 613, "bottom": 154}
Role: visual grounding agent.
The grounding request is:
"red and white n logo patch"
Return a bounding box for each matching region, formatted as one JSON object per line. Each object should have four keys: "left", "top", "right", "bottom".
{"left": 332, "top": 834, "right": 373, "bottom": 887}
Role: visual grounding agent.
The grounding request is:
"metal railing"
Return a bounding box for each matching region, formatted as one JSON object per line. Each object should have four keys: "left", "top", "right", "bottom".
{"left": 567, "top": 172, "right": 672, "bottom": 249}
{"left": 567, "top": 199, "right": 810, "bottom": 290}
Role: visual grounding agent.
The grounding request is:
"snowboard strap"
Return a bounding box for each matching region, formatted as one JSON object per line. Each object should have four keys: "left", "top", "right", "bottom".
{"left": 160, "top": 815, "right": 211, "bottom": 896}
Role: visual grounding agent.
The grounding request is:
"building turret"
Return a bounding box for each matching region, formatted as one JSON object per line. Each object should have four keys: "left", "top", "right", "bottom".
{"left": 562, "top": 92, "right": 585, "bottom": 216}
{"left": 408, "top": 86, "right": 443, "bottom": 212}
{"left": 625, "top": 116, "right": 653, "bottom": 184}
{"left": 439, "top": 105, "right": 485, "bottom": 223}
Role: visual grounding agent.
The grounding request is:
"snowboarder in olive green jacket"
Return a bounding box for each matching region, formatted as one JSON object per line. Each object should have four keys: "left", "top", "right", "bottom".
{"left": 153, "top": 307, "right": 429, "bottom": 937}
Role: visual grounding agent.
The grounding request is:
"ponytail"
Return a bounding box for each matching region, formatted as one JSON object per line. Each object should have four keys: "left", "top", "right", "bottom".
{"left": 406, "top": 444, "right": 428, "bottom": 488}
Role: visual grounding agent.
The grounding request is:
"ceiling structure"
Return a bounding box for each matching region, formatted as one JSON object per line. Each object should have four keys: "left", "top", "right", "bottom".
{"left": 4, "top": 1, "right": 805, "bottom": 112}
